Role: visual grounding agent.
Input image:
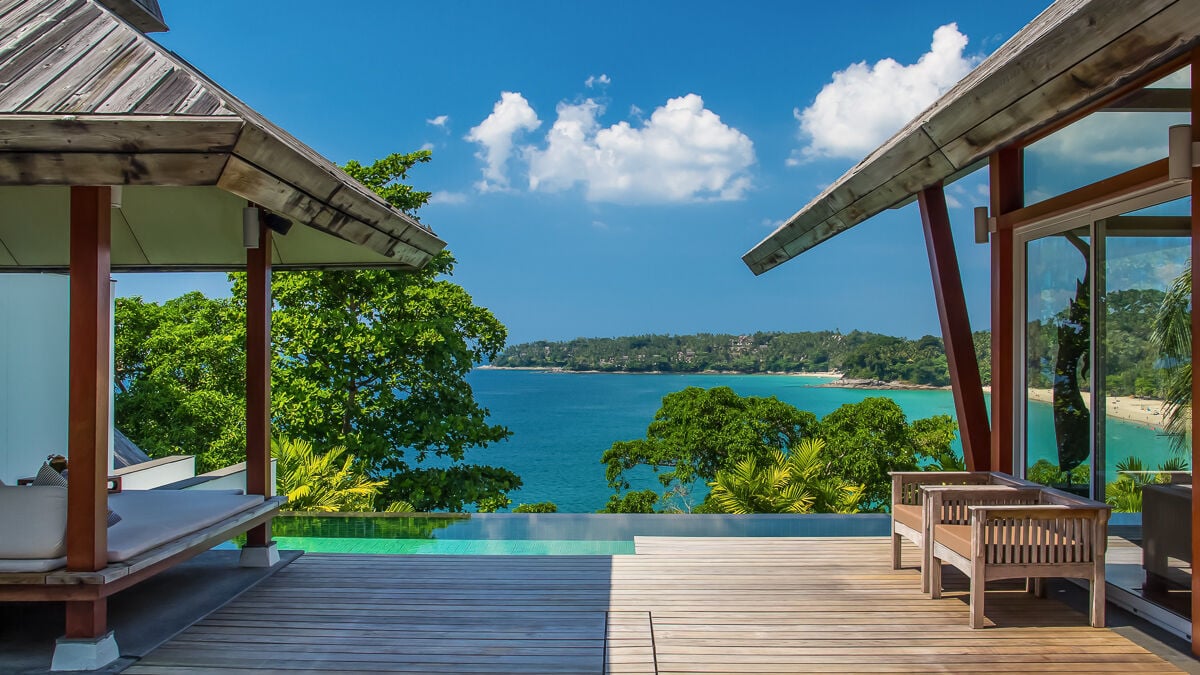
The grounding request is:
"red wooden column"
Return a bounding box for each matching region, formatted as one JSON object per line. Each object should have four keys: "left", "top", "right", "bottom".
{"left": 989, "top": 148, "right": 1023, "bottom": 475}
{"left": 918, "top": 184, "right": 991, "bottom": 471}
{"left": 1189, "top": 48, "right": 1199, "bottom": 657}
{"left": 245, "top": 219, "right": 272, "bottom": 548}
{"left": 65, "top": 186, "right": 112, "bottom": 638}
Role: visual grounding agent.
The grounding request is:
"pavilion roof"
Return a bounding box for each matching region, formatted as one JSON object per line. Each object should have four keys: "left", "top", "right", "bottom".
{"left": 0, "top": 0, "right": 445, "bottom": 271}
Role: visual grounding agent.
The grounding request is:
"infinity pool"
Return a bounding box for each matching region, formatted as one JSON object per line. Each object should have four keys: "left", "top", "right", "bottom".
{"left": 245, "top": 512, "right": 891, "bottom": 555}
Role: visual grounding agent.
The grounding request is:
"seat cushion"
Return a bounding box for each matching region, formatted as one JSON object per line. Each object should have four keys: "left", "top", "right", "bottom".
{"left": 934, "top": 523, "right": 972, "bottom": 558}
{"left": 0, "top": 486, "right": 67, "bottom": 559}
{"left": 892, "top": 503, "right": 923, "bottom": 531}
{"left": 0, "top": 556, "right": 66, "bottom": 573}
{"left": 106, "top": 490, "right": 265, "bottom": 562}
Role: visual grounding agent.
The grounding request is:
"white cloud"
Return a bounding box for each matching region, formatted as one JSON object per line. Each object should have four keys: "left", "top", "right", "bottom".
{"left": 429, "top": 191, "right": 468, "bottom": 205}
{"left": 427, "top": 115, "right": 449, "bottom": 128}
{"left": 1029, "top": 111, "right": 1175, "bottom": 167}
{"left": 419, "top": 142, "right": 435, "bottom": 152}
{"left": 585, "top": 73, "right": 611, "bottom": 88}
{"left": 793, "top": 23, "right": 977, "bottom": 161}
{"left": 465, "top": 92, "right": 542, "bottom": 191}
{"left": 527, "top": 94, "right": 755, "bottom": 204}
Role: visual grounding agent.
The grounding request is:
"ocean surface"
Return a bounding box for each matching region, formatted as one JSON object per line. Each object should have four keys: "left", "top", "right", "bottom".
{"left": 448, "top": 369, "right": 1179, "bottom": 512}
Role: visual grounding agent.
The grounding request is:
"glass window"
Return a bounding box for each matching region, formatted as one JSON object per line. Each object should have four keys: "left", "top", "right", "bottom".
{"left": 1024, "top": 66, "right": 1190, "bottom": 204}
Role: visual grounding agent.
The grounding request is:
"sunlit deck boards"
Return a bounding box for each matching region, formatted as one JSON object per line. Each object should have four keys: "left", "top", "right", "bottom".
{"left": 128, "top": 536, "right": 1185, "bottom": 674}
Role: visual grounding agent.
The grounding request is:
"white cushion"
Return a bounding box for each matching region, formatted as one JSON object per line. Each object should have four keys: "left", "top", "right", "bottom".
{"left": 0, "top": 556, "right": 66, "bottom": 572}
{"left": 106, "top": 490, "right": 265, "bottom": 562}
{"left": 0, "top": 486, "right": 68, "bottom": 558}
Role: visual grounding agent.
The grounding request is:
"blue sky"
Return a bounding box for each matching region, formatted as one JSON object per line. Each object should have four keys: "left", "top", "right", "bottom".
{"left": 119, "top": 0, "right": 1052, "bottom": 344}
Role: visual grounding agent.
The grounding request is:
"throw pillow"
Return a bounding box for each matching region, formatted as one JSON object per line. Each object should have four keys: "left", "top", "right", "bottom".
{"left": 32, "top": 462, "right": 67, "bottom": 488}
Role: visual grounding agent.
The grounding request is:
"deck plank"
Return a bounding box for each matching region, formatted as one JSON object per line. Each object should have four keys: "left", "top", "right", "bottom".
{"left": 127, "top": 536, "right": 1184, "bottom": 674}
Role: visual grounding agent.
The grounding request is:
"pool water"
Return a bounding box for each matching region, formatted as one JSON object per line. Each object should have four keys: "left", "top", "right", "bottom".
{"left": 238, "top": 513, "right": 891, "bottom": 556}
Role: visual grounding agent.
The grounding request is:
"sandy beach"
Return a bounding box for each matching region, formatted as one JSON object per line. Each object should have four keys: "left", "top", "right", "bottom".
{"left": 1026, "top": 388, "right": 1183, "bottom": 430}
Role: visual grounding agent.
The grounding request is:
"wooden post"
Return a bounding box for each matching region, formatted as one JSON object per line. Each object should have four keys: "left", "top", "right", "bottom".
{"left": 245, "top": 217, "right": 272, "bottom": 548}
{"left": 918, "top": 184, "right": 991, "bottom": 471}
{"left": 1189, "top": 48, "right": 1199, "bottom": 658}
{"left": 65, "top": 186, "right": 111, "bottom": 637}
{"left": 989, "top": 148, "right": 1023, "bottom": 475}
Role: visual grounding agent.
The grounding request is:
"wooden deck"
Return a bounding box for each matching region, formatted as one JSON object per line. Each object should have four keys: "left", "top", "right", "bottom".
{"left": 127, "top": 536, "right": 1187, "bottom": 674}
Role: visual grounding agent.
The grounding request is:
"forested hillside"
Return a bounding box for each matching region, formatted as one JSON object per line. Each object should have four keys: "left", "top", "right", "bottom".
{"left": 495, "top": 286, "right": 1169, "bottom": 394}
{"left": 492, "top": 331, "right": 992, "bottom": 386}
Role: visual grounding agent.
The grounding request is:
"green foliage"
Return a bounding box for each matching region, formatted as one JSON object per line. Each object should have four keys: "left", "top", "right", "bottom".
{"left": 707, "top": 438, "right": 864, "bottom": 514}
{"left": 1152, "top": 259, "right": 1191, "bottom": 453}
{"left": 495, "top": 331, "right": 963, "bottom": 386}
{"left": 114, "top": 150, "right": 518, "bottom": 512}
{"left": 602, "top": 386, "right": 818, "bottom": 499}
{"left": 911, "top": 416, "right": 963, "bottom": 471}
{"left": 1025, "top": 459, "right": 1090, "bottom": 487}
{"left": 1105, "top": 456, "right": 1190, "bottom": 513}
{"left": 387, "top": 465, "right": 522, "bottom": 513}
{"left": 273, "top": 437, "right": 386, "bottom": 512}
{"left": 819, "top": 397, "right": 948, "bottom": 510}
{"left": 114, "top": 292, "right": 247, "bottom": 472}
{"left": 605, "top": 388, "right": 957, "bottom": 513}
{"left": 600, "top": 490, "right": 660, "bottom": 513}
{"left": 513, "top": 501, "right": 559, "bottom": 513}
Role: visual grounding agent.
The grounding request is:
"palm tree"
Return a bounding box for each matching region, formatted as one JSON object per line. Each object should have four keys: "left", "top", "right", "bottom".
{"left": 708, "top": 438, "right": 864, "bottom": 514}
{"left": 273, "top": 437, "right": 412, "bottom": 512}
{"left": 1152, "top": 258, "right": 1191, "bottom": 453}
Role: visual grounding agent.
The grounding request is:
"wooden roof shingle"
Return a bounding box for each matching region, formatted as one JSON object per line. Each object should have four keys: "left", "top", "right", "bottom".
{"left": 0, "top": 0, "right": 445, "bottom": 270}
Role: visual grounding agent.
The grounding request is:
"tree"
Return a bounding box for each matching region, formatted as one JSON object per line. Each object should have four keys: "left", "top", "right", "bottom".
{"left": 708, "top": 438, "right": 864, "bottom": 514}
{"left": 513, "top": 502, "right": 559, "bottom": 513}
{"left": 1153, "top": 259, "right": 1191, "bottom": 453}
{"left": 600, "top": 490, "right": 659, "bottom": 513}
{"left": 115, "top": 151, "right": 517, "bottom": 511}
{"left": 816, "top": 397, "right": 952, "bottom": 510}
{"left": 114, "top": 292, "right": 247, "bottom": 472}
{"left": 273, "top": 437, "right": 414, "bottom": 512}
{"left": 601, "top": 387, "right": 819, "bottom": 506}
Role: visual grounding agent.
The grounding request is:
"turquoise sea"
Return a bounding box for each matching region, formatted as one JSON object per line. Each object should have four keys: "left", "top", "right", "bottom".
{"left": 457, "top": 369, "right": 1179, "bottom": 512}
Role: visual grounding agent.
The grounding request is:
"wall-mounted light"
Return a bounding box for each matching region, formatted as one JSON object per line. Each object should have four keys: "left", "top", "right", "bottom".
{"left": 1168, "top": 124, "right": 1197, "bottom": 182}
{"left": 110, "top": 186, "right": 122, "bottom": 209}
{"left": 973, "top": 206, "right": 990, "bottom": 244}
{"left": 242, "top": 207, "right": 260, "bottom": 248}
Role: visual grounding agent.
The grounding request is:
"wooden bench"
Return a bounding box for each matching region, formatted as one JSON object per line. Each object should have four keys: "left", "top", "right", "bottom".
{"left": 889, "top": 471, "right": 1032, "bottom": 590}
{"left": 927, "top": 489, "right": 1110, "bottom": 628}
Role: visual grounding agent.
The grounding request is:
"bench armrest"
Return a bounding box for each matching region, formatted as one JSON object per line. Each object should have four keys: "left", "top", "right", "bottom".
{"left": 924, "top": 486, "right": 1045, "bottom": 525}
{"left": 890, "top": 471, "right": 993, "bottom": 506}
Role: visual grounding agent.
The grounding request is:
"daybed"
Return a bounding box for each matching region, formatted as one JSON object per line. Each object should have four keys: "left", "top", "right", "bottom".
{"left": 0, "top": 487, "right": 284, "bottom": 586}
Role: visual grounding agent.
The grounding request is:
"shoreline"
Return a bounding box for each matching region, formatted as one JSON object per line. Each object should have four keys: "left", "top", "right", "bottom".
{"left": 1026, "top": 388, "right": 1178, "bottom": 431}
{"left": 477, "top": 365, "right": 843, "bottom": 378}
{"left": 477, "top": 368, "right": 1178, "bottom": 430}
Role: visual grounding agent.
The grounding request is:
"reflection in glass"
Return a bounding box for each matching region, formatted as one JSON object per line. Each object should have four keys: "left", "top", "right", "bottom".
{"left": 1025, "top": 229, "right": 1092, "bottom": 496}
{"left": 1099, "top": 197, "right": 1191, "bottom": 619}
{"left": 1024, "top": 66, "right": 1190, "bottom": 204}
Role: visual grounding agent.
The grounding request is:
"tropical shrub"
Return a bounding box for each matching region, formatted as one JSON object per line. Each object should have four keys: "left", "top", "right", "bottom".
{"left": 274, "top": 437, "right": 392, "bottom": 512}
{"left": 707, "top": 438, "right": 865, "bottom": 514}
{"left": 1105, "top": 455, "right": 1190, "bottom": 513}
{"left": 513, "top": 502, "right": 559, "bottom": 513}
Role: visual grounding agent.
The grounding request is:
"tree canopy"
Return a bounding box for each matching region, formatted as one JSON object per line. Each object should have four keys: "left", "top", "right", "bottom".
{"left": 602, "top": 388, "right": 958, "bottom": 513}
{"left": 115, "top": 151, "right": 517, "bottom": 511}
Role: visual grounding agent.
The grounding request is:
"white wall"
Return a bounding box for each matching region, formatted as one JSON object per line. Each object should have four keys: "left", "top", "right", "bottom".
{"left": 111, "top": 455, "right": 195, "bottom": 490}
{"left": 0, "top": 274, "right": 70, "bottom": 483}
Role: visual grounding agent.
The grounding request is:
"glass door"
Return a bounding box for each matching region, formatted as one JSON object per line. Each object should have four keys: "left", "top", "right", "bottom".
{"left": 1017, "top": 187, "right": 1192, "bottom": 629}
{"left": 1024, "top": 227, "right": 1094, "bottom": 498}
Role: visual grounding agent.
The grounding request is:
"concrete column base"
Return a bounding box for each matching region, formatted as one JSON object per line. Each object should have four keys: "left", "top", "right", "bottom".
{"left": 51, "top": 631, "right": 119, "bottom": 671}
{"left": 239, "top": 541, "right": 280, "bottom": 567}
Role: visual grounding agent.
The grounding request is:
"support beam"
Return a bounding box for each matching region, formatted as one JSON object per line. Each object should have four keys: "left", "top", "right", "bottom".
{"left": 1188, "top": 47, "right": 1199, "bottom": 659}
{"left": 918, "top": 184, "right": 991, "bottom": 471}
{"left": 245, "top": 217, "right": 272, "bottom": 549}
{"left": 66, "top": 186, "right": 111, "bottom": 639}
{"left": 989, "top": 148, "right": 1023, "bottom": 475}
